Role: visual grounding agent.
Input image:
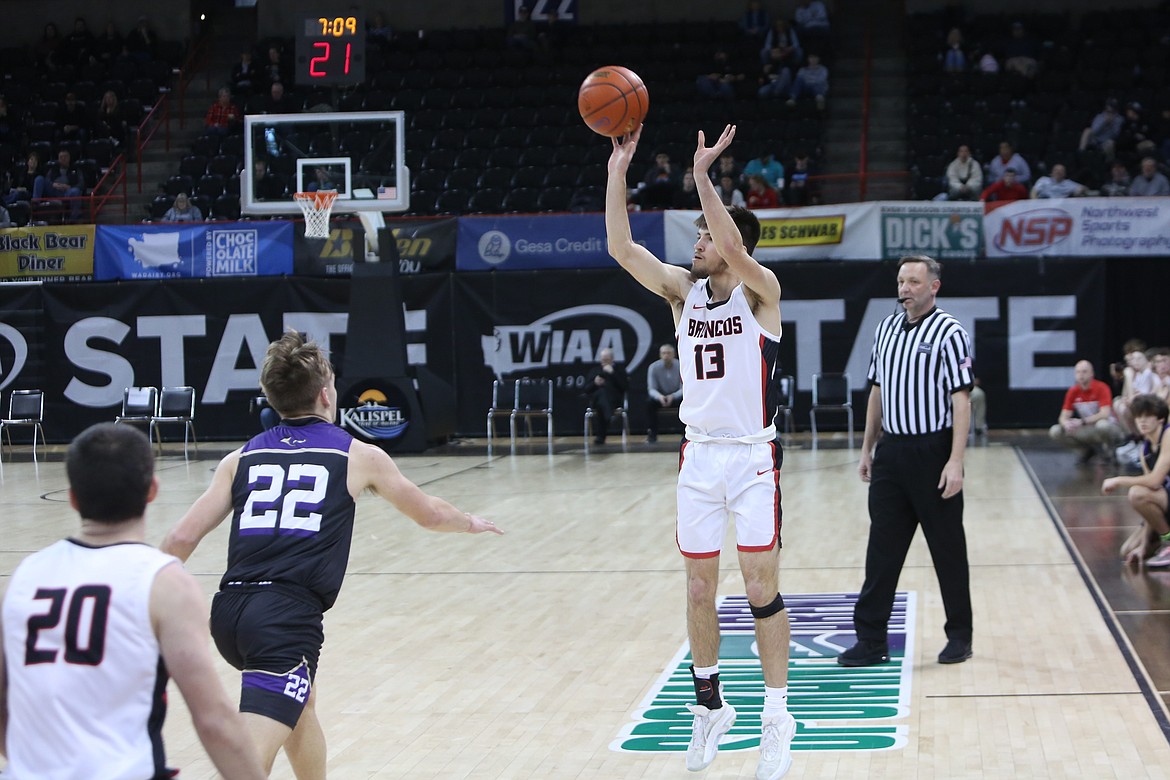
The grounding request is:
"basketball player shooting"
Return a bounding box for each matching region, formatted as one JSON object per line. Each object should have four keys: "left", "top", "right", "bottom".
{"left": 604, "top": 123, "right": 797, "bottom": 780}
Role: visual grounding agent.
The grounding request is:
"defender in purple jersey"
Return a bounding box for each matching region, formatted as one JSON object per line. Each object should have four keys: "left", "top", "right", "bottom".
{"left": 161, "top": 332, "right": 502, "bottom": 777}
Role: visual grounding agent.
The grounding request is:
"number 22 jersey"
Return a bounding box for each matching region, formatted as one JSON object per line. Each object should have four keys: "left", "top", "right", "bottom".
{"left": 677, "top": 280, "right": 781, "bottom": 443}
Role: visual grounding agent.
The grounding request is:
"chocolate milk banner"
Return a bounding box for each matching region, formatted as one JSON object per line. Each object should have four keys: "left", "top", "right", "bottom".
{"left": 0, "top": 260, "right": 1101, "bottom": 442}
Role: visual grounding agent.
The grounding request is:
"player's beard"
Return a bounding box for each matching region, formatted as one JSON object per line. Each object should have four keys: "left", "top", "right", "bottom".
{"left": 689, "top": 267, "right": 710, "bottom": 281}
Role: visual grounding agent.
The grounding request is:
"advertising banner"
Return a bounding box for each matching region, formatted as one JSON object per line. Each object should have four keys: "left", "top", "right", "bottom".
{"left": 456, "top": 212, "right": 664, "bottom": 270}
{"left": 878, "top": 201, "right": 984, "bottom": 260}
{"left": 983, "top": 197, "right": 1170, "bottom": 257}
{"left": 386, "top": 217, "right": 457, "bottom": 275}
{"left": 292, "top": 219, "right": 366, "bottom": 276}
{"left": 0, "top": 225, "right": 95, "bottom": 281}
{"left": 94, "top": 222, "right": 294, "bottom": 280}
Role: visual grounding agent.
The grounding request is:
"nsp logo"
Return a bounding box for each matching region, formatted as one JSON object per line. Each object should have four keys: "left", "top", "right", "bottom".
{"left": 993, "top": 208, "right": 1074, "bottom": 254}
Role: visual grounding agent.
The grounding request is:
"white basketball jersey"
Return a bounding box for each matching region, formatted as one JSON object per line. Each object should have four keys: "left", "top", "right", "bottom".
{"left": 2, "top": 539, "right": 177, "bottom": 780}
{"left": 677, "top": 281, "right": 781, "bottom": 442}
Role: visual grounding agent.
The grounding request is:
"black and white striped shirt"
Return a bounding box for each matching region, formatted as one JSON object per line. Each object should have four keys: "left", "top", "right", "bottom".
{"left": 867, "top": 307, "right": 974, "bottom": 435}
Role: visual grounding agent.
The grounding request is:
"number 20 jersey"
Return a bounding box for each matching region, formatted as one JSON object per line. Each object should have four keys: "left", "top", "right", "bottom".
{"left": 677, "top": 280, "right": 782, "bottom": 442}
{"left": 226, "top": 417, "right": 356, "bottom": 610}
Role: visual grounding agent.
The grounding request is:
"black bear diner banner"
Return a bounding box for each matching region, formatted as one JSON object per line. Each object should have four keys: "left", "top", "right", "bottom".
{"left": 0, "top": 259, "right": 1103, "bottom": 443}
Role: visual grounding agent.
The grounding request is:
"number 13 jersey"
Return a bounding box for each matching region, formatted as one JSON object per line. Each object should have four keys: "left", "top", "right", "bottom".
{"left": 677, "top": 280, "right": 781, "bottom": 443}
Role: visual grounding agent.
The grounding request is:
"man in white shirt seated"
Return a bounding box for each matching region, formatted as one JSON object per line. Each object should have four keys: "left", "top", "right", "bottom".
{"left": 1031, "top": 164, "right": 1087, "bottom": 198}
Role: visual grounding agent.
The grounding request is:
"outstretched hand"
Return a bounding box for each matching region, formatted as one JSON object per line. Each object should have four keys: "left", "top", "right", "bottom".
{"left": 607, "top": 124, "right": 643, "bottom": 176}
{"left": 694, "top": 124, "right": 736, "bottom": 175}
{"left": 465, "top": 513, "right": 504, "bottom": 535}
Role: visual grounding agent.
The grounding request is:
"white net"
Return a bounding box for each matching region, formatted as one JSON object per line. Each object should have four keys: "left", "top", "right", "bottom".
{"left": 294, "top": 191, "right": 338, "bottom": 239}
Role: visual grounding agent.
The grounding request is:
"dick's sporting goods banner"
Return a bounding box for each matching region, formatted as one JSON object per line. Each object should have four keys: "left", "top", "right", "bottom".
{"left": 0, "top": 258, "right": 1117, "bottom": 441}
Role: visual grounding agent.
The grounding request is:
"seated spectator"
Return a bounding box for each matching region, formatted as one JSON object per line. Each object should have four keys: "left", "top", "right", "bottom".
{"left": 639, "top": 151, "right": 682, "bottom": 209}
{"left": 261, "top": 45, "right": 290, "bottom": 88}
{"left": 942, "top": 27, "right": 966, "bottom": 73}
{"left": 758, "top": 47, "right": 794, "bottom": 98}
{"left": 945, "top": 144, "right": 982, "bottom": 201}
{"left": 1101, "top": 161, "right": 1131, "bottom": 196}
{"left": 672, "top": 169, "right": 702, "bottom": 209}
{"left": 92, "top": 21, "right": 124, "bottom": 64}
{"left": 34, "top": 22, "right": 63, "bottom": 72}
{"left": 0, "top": 204, "right": 13, "bottom": 229}
{"left": 252, "top": 158, "right": 285, "bottom": 201}
{"left": 162, "top": 192, "right": 202, "bottom": 222}
{"left": 1003, "top": 20, "right": 1039, "bottom": 78}
{"left": 975, "top": 47, "right": 999, "bottom": 74}
{"left": 6, "top": 151, "right": 41, "bottom": 205}
{"left": 745, "top": 173, "right": 779, "bottom": 208}
{"left": 785, "top": 151, "right": 816, "bottom": 206}
{"left": 0, "top": 96, "right": 21, "bottom": 147}
{"left": 739, "top": 0, "right": 771, "bottom": 43}
{"left": 742, "top": 151, "right": 785, "bottom": 191}
{"left": 93, "top": 90, "right": 128, "bottom": 146}
{"left": 787, "top": 53, "right": 829, "bottom": 109}
{"left": 760, "top": 18, "right": 801, "bottom": 68}
{"left": 366, "top": 12, "right": 393, "bottom": 48}
{"left": 64, "top": 16, "right": 95, "bottom": 67}
{"left": 709, "top": 150, "right": 742, "bottom": 187}
{"left": 506, "top": 5, "right": 537, "bottom": 50}
{"left": 1114, "top": 347, "right": 1157, "bottom": 453}
{"left": 231, "top": 51, "right": 258, "bottom": 95}
{"left": 1151, "top": 349, "right": 1170, "bottom": 402}
{"left": 57, "top": 92, "right": 91, "bottom": 142}
{"left": 125, "top": 15, "right": 158, "bottom": 62}
{"left": 696, "top": 49, "right": 744, "bottom": 100}
{"left": 716, "top": 174, "right": 746, "bottom": 207}
{"left": 1079, "top": 98, "right": 1122, "bottom": 159}
{"left": 1130, "top": 157, "right": 1170, "bottom": 196}
{"left": 645, "top": 344, "right": 683, "bottom": 443}
{"left": 1102, "top": 394, "right": 1170, "bottom": 567}
{"left": 585, "top": 348, "right": 628, "bottom": 445}
{"left": 257, "top": 81, "right": 298, "bottom": 114}
{"left": 1031, "top": 164, "right": 1087, "bottom": 198}
{"left": 204, "top": 87, "right": 242, "bottom": 135}
{"left": 794, "top": 0, "right": 831, "bottom": 57}
{"left": 1049, "top": 360, "right": 1125, "bottom": 464}
{"left": 980, "top": 167, "right": 1027, "bottom": 202}
{"left": 1117, "top": 103, "right": 1157, "bottom": 161}
{"left": 33, "top": 149, "right": 85, "bottom": 221}
{"left": 306, "top": 166, "right": 340, "bottom": 193}
{"left": 536, "top": 8, "right": 571, "bottom": 60}
{"left": 987, "top": 141, "right": 1031, "bottom": 185}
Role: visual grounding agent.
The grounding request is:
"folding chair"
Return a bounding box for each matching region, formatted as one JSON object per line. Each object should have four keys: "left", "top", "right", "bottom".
{"left": 774, "top": 374, "right": 795, "bottom": 440}
{"left": 510, "top": 378, "right": 553, "bottom": 455}
{"left": 583, "top": 394, "right": 629, "bottom": 453}
{"left": 809, "top": 373, "right": 853, "bottom": 451}
{"left": 0, "top": 389, "right": 46, "bottom": 461}
{"left": 486, "top": 379, "right": 516, "bottom": 457}
{"left": 115, "top": 386, "right": 158, "bottom": 433}
{"left": 149, "top": 386, "right": 198, "bottom": 459}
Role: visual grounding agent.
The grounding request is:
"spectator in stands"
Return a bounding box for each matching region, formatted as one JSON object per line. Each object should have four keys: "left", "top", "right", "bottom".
{"left": 945, "top": 144, "right": 982, "bottom": 201}
{"left": 506, "top": 5, "right": 537, "bottom": 51}
{"left": 758, "top": 47, "right": 794, "bottom": 98}
{"left": 980, "top": 167, "right": 1027, "bottom": 202}
{"left": 639, "top": 151, "right": 682, "bottom": 209}
{"left": 645, "top": 344, "right": 683, "bottom": 443}
{"left": 760, "top": 18, "right": 801, "bottom": 69}
{"left": 366, "top": 12, "right": 393, "bottom": 48}
{"left": 6, "top": 151, "right": 41, "bottom": 205}
{"left": 1151, "top": 349, "right": 1170, "bottom": 402}
{"left": 64, "top": 17, "right": 95, "bottom": 67}
{"left": 252, "top": 158, "right": 285, "bottom": 201}
{"left": 125, "top": 15, "right": 158, "bottom": 62}
{"left": 1003, "top": 20, "right": 1039, "bottom": 78}
{"left": 262, "top": 45, "right": 290, "bottom": 88}
{"left": 231, "top": 51, "right": 258, "bottom": 95}
{"left": 0, "top": 204, "right": 13, "bottom": 229}
{"left": 1101, "top": 161, "right": 1132, "bottom": 196}
{"left": 1130, "top": 157, "right": 1170, "bottom": 196}
{"left": 1031, "top": 164, "right": 1087, "bottom": 198}
{"left": 585, "top": 348, "right": 628, "bottom": 446}
{"left": 975, "top": 47, "right": 999, "bottom": 74}
{"left": 92, "top": 21, "right": 124, "bottom": 64}
{"left": 1117, "top": 103, "right": 1157, "bottom": 162}
{"left": 739, "top": 0, "right": 772, "bottom": 43}
{"left": 942, "top": 27, "right": 966, "bottom": 73}
{"left": 987, "top": 141, "right": 1030, "bottom": 185}
{"left": 787, "top": 53, "right": 829, "bottom": 110}
{"left": 0, "top": 96, "right": 20, "bottom": 146}
{"left": 745, "top": 173, "right": 780, "bottom": 209}
{"left": 716, "top": 174, "right": 747, "bottom": 207}
{"left": 697, "top": 48, "right": 743, "bottom": 100}
{"left": 34, "top": 22, "right": 64, "bottom": 73}
{"left": 743, "top": 151, "right": 785, "bottom": 192}
{"left": 257, "top": 81, "right": 298, "bottom": 114}
{"left": 536, "top": 8, "right": 571, "bottom": 60}
{"left": 307, "top": 166, "right": 340, "bottom": 193}
{"left": 1114, "top": 347, "right": 1157, "bottom": 452}
{"left": 709, "top": 150, "right": 742, "bottom": 187}
{"left": 204, "top": 87, "right": 242, "bottom": 136}
{"left": 794, "top": 0, "right": 831, "bottom": 57}
{"left": 33, "top": 149, "right": 84, "bottom": 221}
{"left": 163, "top": 192, "right": 202, "bottom": 222}
{"left": 93, "top": 89, "right": 127, "bottom": 146}
{"left": 672, "top": 169, "right": 702, "bottom": 209}
{"left": 785, "top": 151, "right": 816, "bottom": 206}
{"left": 1079, "top": 98, "right": 1122, "bottom": 159}
{"left": 1049, "top": 360, "right": 1125, "bottom": 464}
{"left": 57, "top": 92, "right": 90, "bottom": 142}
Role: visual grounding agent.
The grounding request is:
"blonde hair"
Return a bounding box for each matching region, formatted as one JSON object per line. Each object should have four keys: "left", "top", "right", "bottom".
{"left": 259, "top": 331, "right": 333, "bottom": 416}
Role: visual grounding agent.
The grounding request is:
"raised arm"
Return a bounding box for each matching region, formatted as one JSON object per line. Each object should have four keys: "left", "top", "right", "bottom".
{"left": 692, "top": 125, "right": 781, "bottom": 310}
{"left": 351, "top": 442, "right": 502, "bottom": 535}
{"left": 605, "top": 124, "right": 691, "bottom": 304}
{"left": 160, "top": 450, "right": 239, "bottom": 561}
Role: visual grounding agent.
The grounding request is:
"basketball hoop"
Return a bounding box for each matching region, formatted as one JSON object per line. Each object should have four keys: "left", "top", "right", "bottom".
{"left": 294, "top": 191, "right": 338, "bottom": 239}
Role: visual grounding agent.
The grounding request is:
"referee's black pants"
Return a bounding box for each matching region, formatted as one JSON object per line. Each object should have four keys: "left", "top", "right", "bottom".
{"left": 854, "top": 430, "right": 972, "bottom": 644}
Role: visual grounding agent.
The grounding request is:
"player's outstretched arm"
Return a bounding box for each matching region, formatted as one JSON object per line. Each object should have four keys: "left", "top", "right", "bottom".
{"left": 605, "top": 124, "right": 690, "bottom": 303}
{"left": 151, "top": 563, "right": 267, "bottom": 780}
{"left": 351, "top": 442, "right": 503, "bottom": 534}
{"left": 160, "top": 450, "right": 240, "bottom": 561}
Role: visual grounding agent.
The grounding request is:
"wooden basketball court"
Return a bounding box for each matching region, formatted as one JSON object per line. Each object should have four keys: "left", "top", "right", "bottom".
{"left": 1, "top": 434, "right": 1167, "bottom": 778}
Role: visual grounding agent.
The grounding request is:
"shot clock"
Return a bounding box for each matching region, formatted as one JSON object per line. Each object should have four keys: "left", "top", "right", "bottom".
{"left": 294, "top": 16, "right": 366, "bottom": 86}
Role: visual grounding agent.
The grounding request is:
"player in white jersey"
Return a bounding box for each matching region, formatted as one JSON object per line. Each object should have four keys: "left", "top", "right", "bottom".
{"left": 0, "top": 423, "right": 266, "bottom": 780}
{"left": 606, "top": 124, "right": 795, "bottom": 780}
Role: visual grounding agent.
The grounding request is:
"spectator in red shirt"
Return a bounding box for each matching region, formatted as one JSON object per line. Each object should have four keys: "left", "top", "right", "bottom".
{"left": 1048, "top": 360, "right": 1126, "bottom": 463}
{"left": 204, "top": 87, "right": 242, "bottom": 136}
{"left": 745, "top": 173, "right": 779, "bottom": 209}
{"left": 980, "top": 167, "right": 1028, "bottom": 202}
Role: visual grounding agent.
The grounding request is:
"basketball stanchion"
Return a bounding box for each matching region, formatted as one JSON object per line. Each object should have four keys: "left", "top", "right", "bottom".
{"left": 294, "top": 190, "right": 339, "bottom": 239}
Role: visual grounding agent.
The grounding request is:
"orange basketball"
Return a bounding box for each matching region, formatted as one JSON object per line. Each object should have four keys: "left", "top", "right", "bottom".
{"left": 578, "top": 65, "right": 649, "bottom": 138}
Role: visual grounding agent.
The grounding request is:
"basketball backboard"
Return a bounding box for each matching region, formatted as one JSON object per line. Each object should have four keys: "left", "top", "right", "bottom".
{"left": 241, "top": 110, "right": 409, "bottom": 215}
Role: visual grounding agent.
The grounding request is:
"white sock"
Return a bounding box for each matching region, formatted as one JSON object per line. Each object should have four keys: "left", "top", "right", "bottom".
{"left": 762, "top": 686, "right": 788, "bottom": 719}
{"left": 693, "top": 664, "right": 720, "bottom": 679}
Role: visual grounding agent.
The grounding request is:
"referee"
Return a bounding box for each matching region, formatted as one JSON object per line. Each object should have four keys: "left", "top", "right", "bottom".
{"left": 838, "top": 254, "right": 975, "bottom": 667}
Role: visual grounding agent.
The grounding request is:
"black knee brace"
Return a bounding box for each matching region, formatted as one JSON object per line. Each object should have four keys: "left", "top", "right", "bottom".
{"left": 749, "top": 592, "right": 786, "bottom": 620}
